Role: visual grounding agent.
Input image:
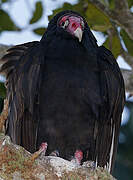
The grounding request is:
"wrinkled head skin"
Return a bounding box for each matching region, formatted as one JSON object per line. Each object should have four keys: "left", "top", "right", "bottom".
{"left": 41, "top": 10, "right": 97, "bottom": 49}
{"left": 58, "top": 14, "right": 84, "bottom": 42}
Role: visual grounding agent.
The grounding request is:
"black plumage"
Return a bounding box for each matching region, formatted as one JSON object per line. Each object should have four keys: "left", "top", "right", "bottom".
{"left": 0, "top": 10, "right": 125, "bottom": 172}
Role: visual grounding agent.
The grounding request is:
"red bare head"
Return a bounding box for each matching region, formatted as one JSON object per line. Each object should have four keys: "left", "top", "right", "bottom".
{"left": 58, "top": 15, "right": 84, "bottom": 42}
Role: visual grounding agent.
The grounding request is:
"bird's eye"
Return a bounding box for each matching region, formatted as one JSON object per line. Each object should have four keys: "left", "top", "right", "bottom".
{"left": 61, "top": 20, "right": 69, "bottom": 29}
{"left": 61, "top": 21, "right": 65, "bottom": 26}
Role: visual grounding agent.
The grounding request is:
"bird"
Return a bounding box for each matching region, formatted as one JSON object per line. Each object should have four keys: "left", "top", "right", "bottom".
{"left": 0, "top": 10, "right": 125, "bottom": 173}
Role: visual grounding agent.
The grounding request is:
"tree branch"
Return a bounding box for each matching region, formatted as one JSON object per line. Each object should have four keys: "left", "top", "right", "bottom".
{"left": 121, "top": 69, "right": 133, "bottom": 93}
{"left": 122, "top": 51, "right": 133, "bottom": 69}
{"left": 114, "top": 0, "right": 129, "bottom": 10}
{"left": 0, "top": 134, "right": 116, "bottom": 179}
{"left": 88, "top": 0, "right": 133, "bottom": 40}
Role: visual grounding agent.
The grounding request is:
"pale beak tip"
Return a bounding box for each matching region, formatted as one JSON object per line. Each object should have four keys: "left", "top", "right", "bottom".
{"left": 78, "top": 37, "right": 82, "bottom": 42}
{"left": 74, "top": 27, "right": 83, "bottom": 42}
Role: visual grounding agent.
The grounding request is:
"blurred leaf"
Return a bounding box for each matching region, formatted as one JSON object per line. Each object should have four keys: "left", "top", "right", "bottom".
{"left": 120, "top": 29, "right": 133, "bottom": 56}
{"left": 85, "top": 2, "right": 112, "bottom": 32}
{"left": 103, "top": 34, "right": 121, "bottom": 58}
{"left": 29, "top": 1, "right": 43, "bottom": 24}
{"left": 0, "top": 9, "right": 20, "bottom": 32}
{"left": 128, "top": 0, "right": 133, "bottom": 8}
{"left": 108, "top": 0, "right": 115, "bottom": 9}
{"left": 48, "top": 1, "right": 86, "bottom": 21}
{"left": 0, "top": 83, "right": 6, "bottom": 98}
{"left": 48, "top": 3, "right": 73, "bottom": 21}
{"left": 1, "top": 0, "right": 8, "bottom": 3}
{"left": 33, "top": 27, "right": 46, "bottom": 36}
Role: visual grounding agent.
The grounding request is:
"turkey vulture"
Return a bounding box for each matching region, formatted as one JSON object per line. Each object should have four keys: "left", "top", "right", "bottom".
{"left": 0, "top": 10, "right": 125, "bottom": 172}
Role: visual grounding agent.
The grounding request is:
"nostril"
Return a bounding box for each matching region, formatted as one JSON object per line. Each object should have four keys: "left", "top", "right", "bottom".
{"left": 72, "top": 23, "right": 76, "bottom": 28}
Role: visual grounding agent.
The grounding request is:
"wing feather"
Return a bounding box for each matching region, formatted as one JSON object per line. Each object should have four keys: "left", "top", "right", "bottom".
{"left": 96, "top": 46, "right": 125, "bottom": 172}
{"left": 0, "top": 41, "right": 43, "bottom": 152}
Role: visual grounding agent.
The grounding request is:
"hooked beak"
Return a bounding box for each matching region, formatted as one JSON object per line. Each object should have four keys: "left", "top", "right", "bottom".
{"left": 74, "top": 27, "right": 83, "bottom": 42}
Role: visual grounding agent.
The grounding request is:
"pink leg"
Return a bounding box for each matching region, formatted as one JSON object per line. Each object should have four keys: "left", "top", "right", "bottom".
{"left": 39, "top": 142, "right": 48, "bottom": 155}
{"left": 71, "top": 150, "right": 83, "bottom": 165}
{"left": 30, "top": 142, "right": 48, "bottom": 161}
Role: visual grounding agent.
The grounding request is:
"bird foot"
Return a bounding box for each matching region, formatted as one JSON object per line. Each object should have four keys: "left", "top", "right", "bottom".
{"left": 50, "top": 150, "right": 59, "bottom": 157}
{"left": 39, "top": 142, "right": 48, "bottom": 155}
{"left": 30, "top": 142, "right": 48, "bottom": 161}
{"left": 71, "top": 150, "right": 83, "bottom": 165}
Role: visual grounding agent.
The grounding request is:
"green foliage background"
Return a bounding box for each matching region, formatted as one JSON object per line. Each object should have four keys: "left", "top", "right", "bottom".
{"left": 0, "top": 0, "right": 133, "bottom": 179}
